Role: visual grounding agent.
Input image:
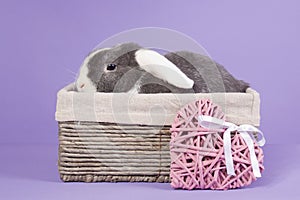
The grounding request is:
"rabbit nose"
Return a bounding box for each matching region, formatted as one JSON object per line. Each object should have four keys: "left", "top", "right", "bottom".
{"left": 80, "top": 83, "right": 85, "bottom": 88}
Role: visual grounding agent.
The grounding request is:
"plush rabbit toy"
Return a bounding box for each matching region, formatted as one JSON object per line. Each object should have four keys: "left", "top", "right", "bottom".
{"left": 76, "top": 42, "right": 249, "bottom": 93}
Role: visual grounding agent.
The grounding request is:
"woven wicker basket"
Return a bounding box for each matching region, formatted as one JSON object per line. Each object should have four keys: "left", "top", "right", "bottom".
{"left": 56, "top": 83, "right": 260, "bottom": 182}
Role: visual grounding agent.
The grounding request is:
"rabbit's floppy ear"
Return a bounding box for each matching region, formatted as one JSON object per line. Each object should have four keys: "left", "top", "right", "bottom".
{"left": 135, "top": 49, "right": 194, "bottom": 89}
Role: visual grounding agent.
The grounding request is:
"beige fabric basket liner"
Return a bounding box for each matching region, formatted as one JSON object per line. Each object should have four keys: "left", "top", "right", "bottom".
{"left": 55, "top": 83, "right": 260, "bottom": 126}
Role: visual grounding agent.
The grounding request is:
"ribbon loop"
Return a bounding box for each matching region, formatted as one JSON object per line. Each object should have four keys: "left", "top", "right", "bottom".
{"left": 198, "top": 115, "right": 265, "bottom": 178}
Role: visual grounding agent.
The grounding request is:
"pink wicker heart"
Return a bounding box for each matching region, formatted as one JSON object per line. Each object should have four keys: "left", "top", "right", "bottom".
{"left": 170, "top": 99, "right": 264, "bottom": 190}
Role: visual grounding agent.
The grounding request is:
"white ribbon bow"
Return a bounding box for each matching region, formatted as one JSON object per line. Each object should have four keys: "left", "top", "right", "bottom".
{"left": 198, "top": 115, "right": 266, "bottom": 178}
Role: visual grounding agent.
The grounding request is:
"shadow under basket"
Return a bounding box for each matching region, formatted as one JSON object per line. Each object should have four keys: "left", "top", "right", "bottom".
{"left": 56, "top": 83, "right": 260, "bottom": 182}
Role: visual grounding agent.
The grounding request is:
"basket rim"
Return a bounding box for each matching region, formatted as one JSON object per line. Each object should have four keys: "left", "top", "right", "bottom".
{"left": 55, "top": 83, "right": 260, "bottom": 126}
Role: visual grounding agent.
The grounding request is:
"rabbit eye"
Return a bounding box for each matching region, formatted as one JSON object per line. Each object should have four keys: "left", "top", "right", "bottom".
{"left": 106, "top": 64, "right": 117, "bottom": 71}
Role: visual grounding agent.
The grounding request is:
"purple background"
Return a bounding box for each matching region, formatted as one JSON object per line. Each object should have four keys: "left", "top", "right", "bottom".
{"left": 0, "top": 0, "right": 299, "bottom": 199}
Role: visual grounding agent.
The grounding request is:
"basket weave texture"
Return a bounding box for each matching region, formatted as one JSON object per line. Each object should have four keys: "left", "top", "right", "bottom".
{"left": 59, "top": 121, "right": 170, "bottom": 182}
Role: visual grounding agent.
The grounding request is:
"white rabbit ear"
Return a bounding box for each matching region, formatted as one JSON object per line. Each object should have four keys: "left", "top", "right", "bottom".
{"left": 135, "top": 49, "right": 194, "bottom": 89}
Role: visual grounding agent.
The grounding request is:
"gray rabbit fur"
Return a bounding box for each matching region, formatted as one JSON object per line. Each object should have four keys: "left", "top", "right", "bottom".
{"left": 76, "top": 42, "right": 249, "bottom": 93}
